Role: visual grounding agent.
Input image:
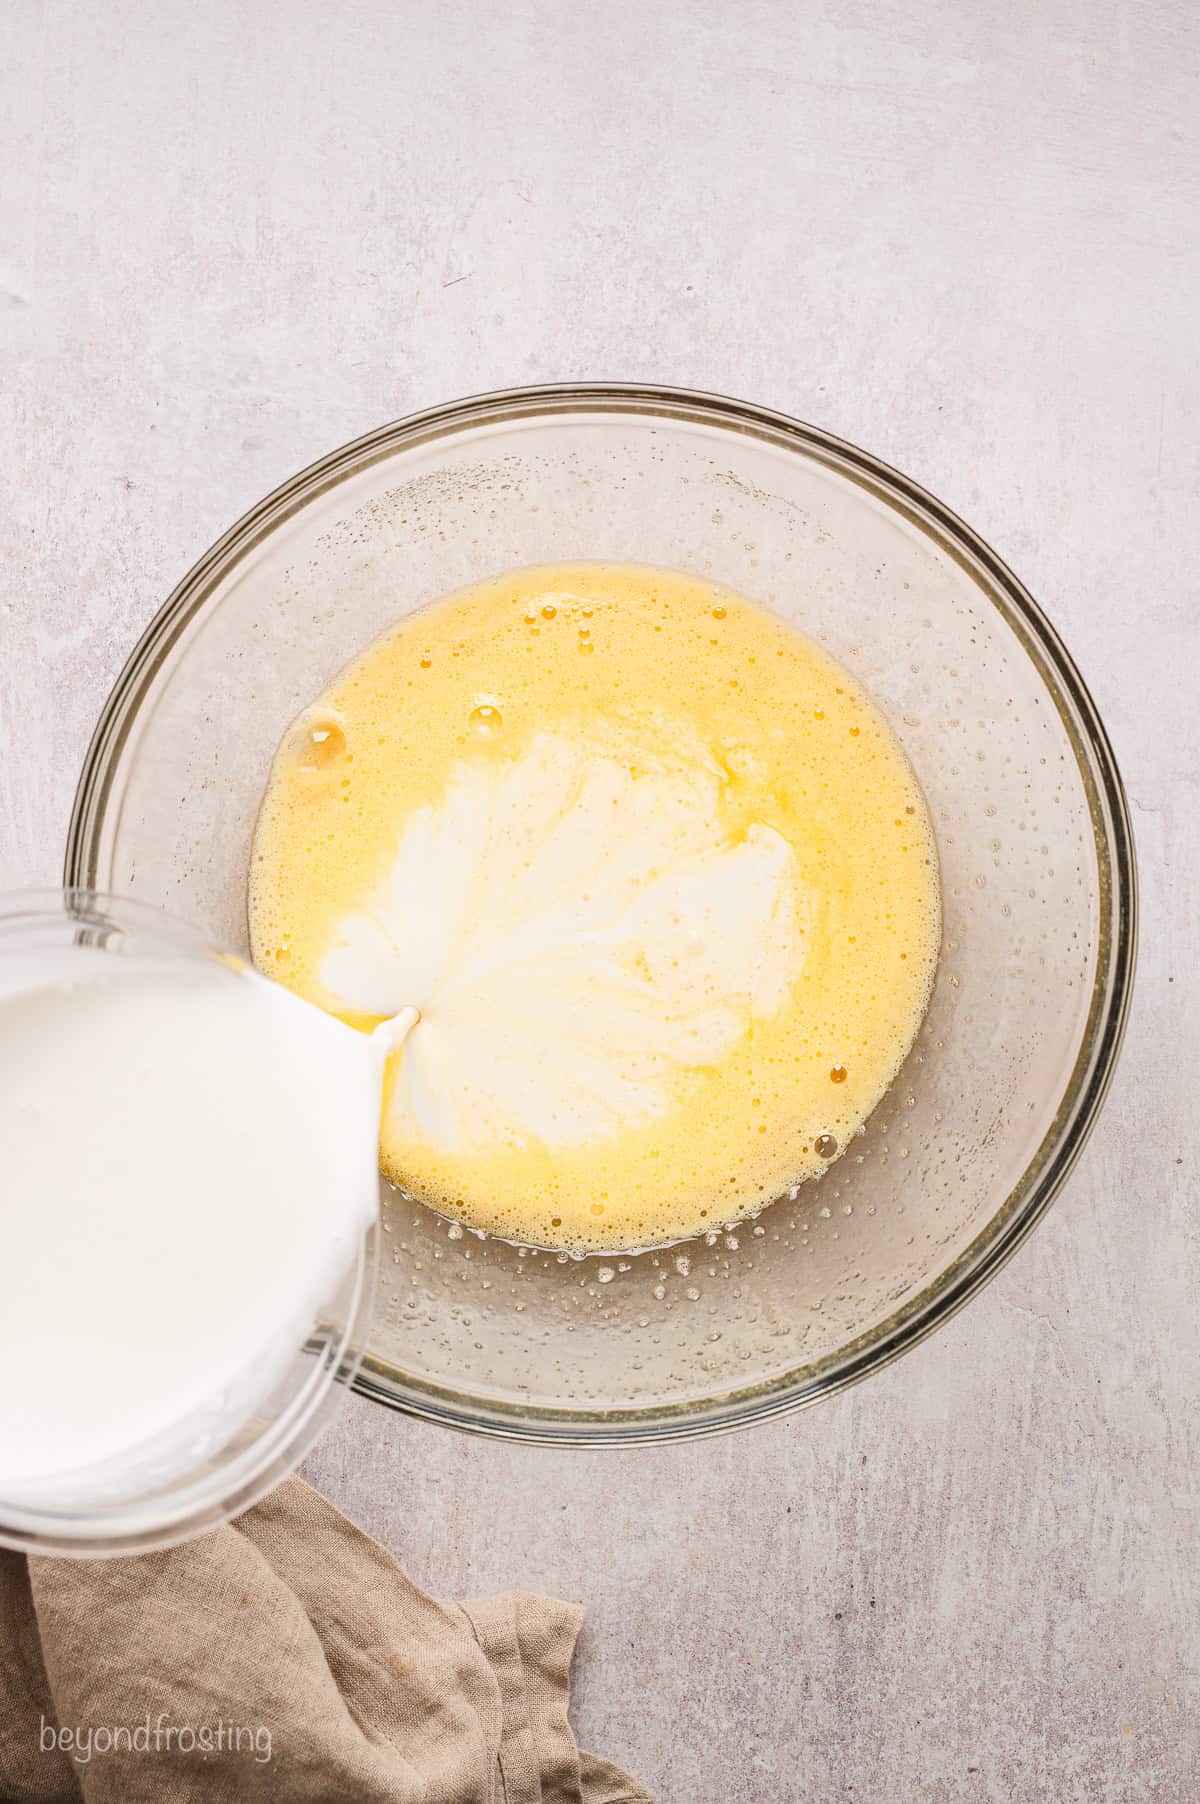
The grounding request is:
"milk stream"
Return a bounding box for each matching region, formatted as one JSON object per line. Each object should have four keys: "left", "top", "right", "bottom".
{"left": 0, "top": 952, "right": 418, "bottom": 1509}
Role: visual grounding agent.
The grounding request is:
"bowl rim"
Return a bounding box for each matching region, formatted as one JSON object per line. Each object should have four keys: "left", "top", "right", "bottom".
{"left": 65, "top": 381, "right": 1138, "bottom": 1446}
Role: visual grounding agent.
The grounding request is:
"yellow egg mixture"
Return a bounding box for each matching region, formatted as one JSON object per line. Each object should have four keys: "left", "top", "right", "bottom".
{"left": 249, "top": 562, "right": 940, "bottom": 1251}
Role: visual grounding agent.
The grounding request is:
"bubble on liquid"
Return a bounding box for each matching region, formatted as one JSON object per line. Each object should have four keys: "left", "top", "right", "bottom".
{"left": 815, "top": 1133, "right": 839, "bottom": 1160}
{"left": 468, "top": 704, "right": 503, "bottom": 737}
{"left": 597, "top": 1266, "right": 614, "bottom": 1284}
{"left": 830, "top": 1065, "right": 848, "bottom": 1084}
{"left": 295, "top": 717, "right": 347, "bottom": 769}
{"left": 446, "top": 1222, "right": 464, "bottom": 1241}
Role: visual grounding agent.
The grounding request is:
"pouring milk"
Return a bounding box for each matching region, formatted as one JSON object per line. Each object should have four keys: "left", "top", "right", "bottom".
{"left": 0, "top": 946, "right": 415, "bottom": 1507}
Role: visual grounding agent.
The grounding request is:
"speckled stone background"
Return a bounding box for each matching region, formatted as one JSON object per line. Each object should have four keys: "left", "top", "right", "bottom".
{"left": 2, "top": 4, "right": 1197, "bottom": 1799}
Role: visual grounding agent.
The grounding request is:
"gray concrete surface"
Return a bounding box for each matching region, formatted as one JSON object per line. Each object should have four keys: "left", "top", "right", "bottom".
{"left": 2, "top": 3, "right": 1197, "bottom": 1799}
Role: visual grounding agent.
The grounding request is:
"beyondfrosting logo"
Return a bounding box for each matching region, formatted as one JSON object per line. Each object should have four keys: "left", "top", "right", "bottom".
{"left": 40, "top": 1712, "right": 272, "bottom": 1766}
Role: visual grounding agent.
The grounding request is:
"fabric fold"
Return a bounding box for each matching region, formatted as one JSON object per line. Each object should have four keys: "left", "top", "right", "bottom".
{"left": 0, "top": 1478, "right": 650, "bottom": 1804}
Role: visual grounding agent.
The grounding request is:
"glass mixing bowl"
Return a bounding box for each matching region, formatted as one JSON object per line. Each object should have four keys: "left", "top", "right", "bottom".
{"left": 66, "top": 385, "right": 1136, "bottom": 1445}
{"left": 0, "top": 890, "right": 378, "bottom": 1554}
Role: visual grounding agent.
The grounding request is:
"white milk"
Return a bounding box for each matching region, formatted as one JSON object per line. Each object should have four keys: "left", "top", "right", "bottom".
{"left": 0, "top": 950, "right": 390, "bottom": 1506}
{"left": 319, "top": 729, "right": 809, "bottom": 1153}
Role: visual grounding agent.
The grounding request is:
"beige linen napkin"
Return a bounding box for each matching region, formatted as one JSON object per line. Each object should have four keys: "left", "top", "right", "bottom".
{"left": 0, "top": 1477, "right": 650, "bottom": 1804}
